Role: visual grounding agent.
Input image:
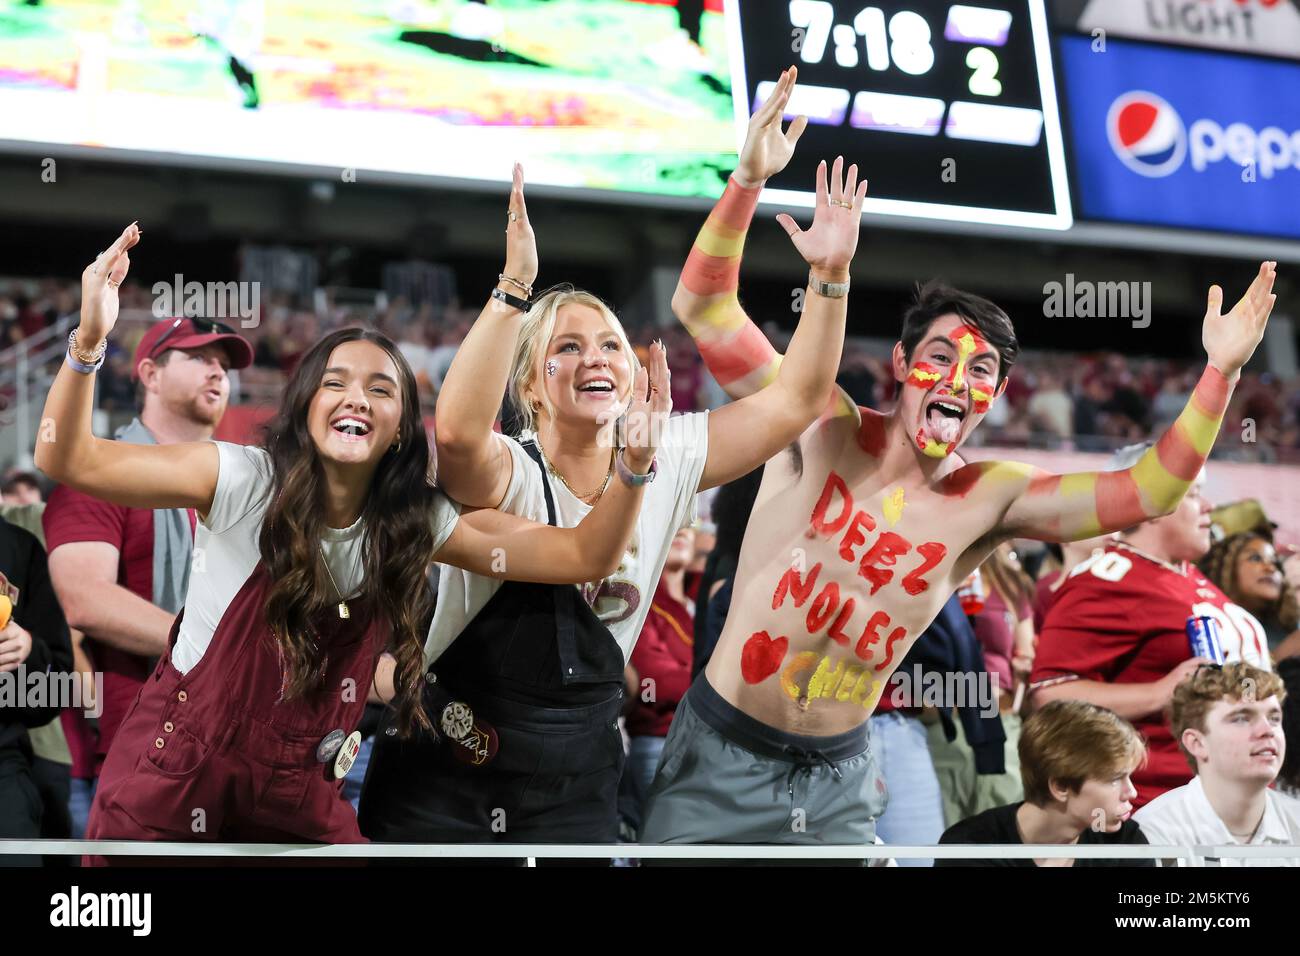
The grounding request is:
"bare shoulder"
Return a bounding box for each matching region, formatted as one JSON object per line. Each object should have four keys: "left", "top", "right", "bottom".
{"left": 932, "top": 458, "right": 1038, "bottom": 503}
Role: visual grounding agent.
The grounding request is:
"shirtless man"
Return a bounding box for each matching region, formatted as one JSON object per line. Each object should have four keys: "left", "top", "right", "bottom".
{"left": 639, "top": 67, "right": 1279, "bottom": 846}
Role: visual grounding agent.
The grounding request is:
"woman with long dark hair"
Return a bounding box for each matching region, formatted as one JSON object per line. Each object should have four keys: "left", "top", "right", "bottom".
{"left": 34, "top": 223, "right": 667, "bottom": 857}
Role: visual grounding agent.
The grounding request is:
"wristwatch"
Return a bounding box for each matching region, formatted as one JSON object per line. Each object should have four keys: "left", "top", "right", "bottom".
{"left": 808, "top": 271, "right": 850, "bottom": 299}
{"left": 616, "top": 450, "right": 657, "bottom": 487}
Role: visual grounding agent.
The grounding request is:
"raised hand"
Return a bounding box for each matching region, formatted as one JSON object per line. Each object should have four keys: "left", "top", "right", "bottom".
{"left": 735, "top": 66, "right": 809, "bottom": 188}
{"left": 1203, "top": 261, "right": 1278, "bottom": 379}
{"left": 775, "top": 156, "right": 868, "bottom": 279}
{"left": 622, "top": 340, "right": 672, "bottom": 471}
{"left": 79, "top": 222, "right": 140, "bottom": 346}
{"left": 503, "top": 162, "right": 538, "bottom": 288}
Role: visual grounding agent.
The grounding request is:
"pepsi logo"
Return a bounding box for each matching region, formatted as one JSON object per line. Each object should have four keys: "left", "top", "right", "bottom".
{"left": 1107, "top": 91, "right": 1186, "bottom": 178}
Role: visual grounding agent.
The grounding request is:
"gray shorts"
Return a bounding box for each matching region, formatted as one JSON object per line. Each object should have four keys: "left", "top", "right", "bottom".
{"left": 640, "top": 676, "right": 887, "bottom": 845}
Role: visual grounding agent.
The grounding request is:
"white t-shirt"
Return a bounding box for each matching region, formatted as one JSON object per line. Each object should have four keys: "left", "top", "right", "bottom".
{"left": 172, "top": 442, "right": 459, "bottom": 674}
{"left": 425, "top": 412, "right": 710, "bottom": 665}
{"left": 1133, "top": 776, "right": 1300, "bottom": 866}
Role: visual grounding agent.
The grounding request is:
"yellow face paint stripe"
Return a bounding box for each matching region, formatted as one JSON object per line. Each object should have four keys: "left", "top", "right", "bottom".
{"left": 951, "top": 332, "right": 976, "bottom": 391}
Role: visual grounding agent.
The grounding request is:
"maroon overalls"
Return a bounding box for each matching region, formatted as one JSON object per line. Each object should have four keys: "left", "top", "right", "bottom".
{"left": 85, "top": 564, "right": 384, "bottom": 863}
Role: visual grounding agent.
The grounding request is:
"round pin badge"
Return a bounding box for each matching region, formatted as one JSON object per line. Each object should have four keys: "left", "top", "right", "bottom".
{"left": 440, "top": 701, "right": 474, "bottom": 741}
{"left": 448, "top": 718, "right": 499, "bottom": 768}
{"left": 333, "top": 731, "right": 362, "bottom": 780}
{"left": 316, "top": 729, "right": 346, "bottom": 764}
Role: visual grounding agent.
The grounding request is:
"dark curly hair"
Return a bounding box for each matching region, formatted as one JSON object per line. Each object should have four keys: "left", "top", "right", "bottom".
{"left": 258, "top": 328, "right": 435, "bottom": 738}
{"left": 1198, "top": 532, "right": 1299, "bottom": 633}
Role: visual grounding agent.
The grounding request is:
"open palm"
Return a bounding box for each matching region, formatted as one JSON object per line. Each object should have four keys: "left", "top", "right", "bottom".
{"left": 79, "top": 222, "right": 140, "bottom": 344}
{"left": 775, "top": 156, "right": 867, "bottom": 274}
{"left": 735, "top": 66, "right": 808, "bottom": 188}
{"left": 1203, "top": 261, "right": 1277, "bottom": 378}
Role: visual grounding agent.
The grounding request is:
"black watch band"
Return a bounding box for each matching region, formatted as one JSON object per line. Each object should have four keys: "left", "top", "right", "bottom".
{"left": 491, "top": 287, "right": 531, "bottom": 313}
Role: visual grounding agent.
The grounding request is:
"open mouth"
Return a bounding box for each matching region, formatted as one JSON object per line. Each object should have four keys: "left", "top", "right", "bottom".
{"left": 924, "top": 398, "right": 966, "bottom": 445}
{"left": 331, "top": 416, "right": 372, "bottom": 440}
{"left": 1250, "top": 747, "right": 1279, "bottom": 759}
{"left": 577, "top": 377, "right": 616, "bottom": 398}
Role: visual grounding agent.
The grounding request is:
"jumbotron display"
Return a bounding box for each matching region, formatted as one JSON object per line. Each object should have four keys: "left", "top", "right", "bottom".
{"left": 0, "top": 0, "right": 736, "bottom": 198}
{"left": 726, "top": 0, "right": 1072, "bottom": 228}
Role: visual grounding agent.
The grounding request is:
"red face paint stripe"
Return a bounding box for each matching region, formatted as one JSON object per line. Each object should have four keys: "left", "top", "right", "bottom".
{"left": 699, "top": 321, "right": 781, "bottom": 387}
{"left": 1094, "top": 469, "right": 1145, "bottom": 530}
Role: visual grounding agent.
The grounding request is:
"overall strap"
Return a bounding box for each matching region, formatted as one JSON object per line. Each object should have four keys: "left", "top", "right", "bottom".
{"left": 519, "top": 439, "right": 558, "bottom": 528}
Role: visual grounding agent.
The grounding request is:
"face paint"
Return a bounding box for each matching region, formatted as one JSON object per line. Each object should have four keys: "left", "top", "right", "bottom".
{"left": 915, "top": 428, "right": 956, "bottom": 459}
{"left": 741, "top": 631, "right": 788, "bottom": 685}
{"left": 911, "top": 323, "right": 999, "bottom": 458}
{"left": 545, "top": 359, "right": 558, "bottom": 377}
{"left": 779, "top": 651, "right": 884, "bottom": 710}
{"left": 906, "top": 363, "right": 943, "bottom": 389}
{"left": 882, "top": 487, "right": 906, "bottom": 526}
{"left": 856, "top": 409, "right": 887, "bottom": 457}
{"left": 780, "top": 651, "right": 819, "bottom": 700}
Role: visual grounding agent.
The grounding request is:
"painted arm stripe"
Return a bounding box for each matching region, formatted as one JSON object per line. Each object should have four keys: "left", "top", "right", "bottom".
{"left": 710, "top": 177, "right": 763, "bottom": 232}
{"left": 680, "top": 296, "right": 753, "bottom": 341}
{"left": 700, "top": 321, "right": 782, "bottom": 386}
{"left": 1095, "top": 469, "right": 1147, "bottom": 533}
{"left": 1152, "top": 422, "right": 1207, "bottom": 484}
{"left": 1059, "top": 472, "right": 1101, "bottom": 538}
{"left": 681, "top": 248, "right": 742, "bottom": 298}
{"left": 695, "top": 223, "right": 746, "bottom": 259}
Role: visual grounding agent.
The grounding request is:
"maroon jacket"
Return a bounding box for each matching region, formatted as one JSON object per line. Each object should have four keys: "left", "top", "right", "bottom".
{"left": 627, "top": 580, "right": 694, "bottom": 738}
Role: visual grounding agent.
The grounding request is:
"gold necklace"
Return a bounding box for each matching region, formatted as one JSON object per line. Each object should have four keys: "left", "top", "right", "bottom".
{"left": 537, "top": 441, "right": 614, "bottom": 503}
{"left": 320, "top": 544, "right": 350, "bottom": 619}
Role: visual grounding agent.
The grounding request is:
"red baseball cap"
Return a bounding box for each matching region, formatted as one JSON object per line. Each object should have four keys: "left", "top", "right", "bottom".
{"left": 132, "top": 317, "right": 255, "bottom": 381}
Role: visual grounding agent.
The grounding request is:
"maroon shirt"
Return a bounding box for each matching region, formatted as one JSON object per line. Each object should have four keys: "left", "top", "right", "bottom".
{"left": 627, "top": 580, "right": 695, "bottom": 738}
{"left": 44, "top": 485, "right": 196, "bottom": 777}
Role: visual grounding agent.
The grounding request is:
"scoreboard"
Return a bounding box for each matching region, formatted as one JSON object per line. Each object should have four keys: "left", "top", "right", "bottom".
{"left": 725, "top": 0, "right": 1073, "bottom": 229}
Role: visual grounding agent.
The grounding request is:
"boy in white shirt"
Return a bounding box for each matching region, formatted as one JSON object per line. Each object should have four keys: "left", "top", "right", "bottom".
{"left": 1134, "top": 661, "right": 1300, "bottom": 865}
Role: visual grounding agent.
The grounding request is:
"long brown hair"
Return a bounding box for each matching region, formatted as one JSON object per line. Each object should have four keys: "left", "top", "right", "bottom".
{"left": 1199, "top": 532, "right": 1300, "bottom": 632}
{"left": 982, "top": 543, "right": 1036, "bottom": 618}
{"left": 258, "top": 328, "right": 434, "bottom": 736}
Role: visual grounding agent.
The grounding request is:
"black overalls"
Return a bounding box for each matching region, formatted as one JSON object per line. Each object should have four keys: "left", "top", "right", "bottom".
{"left": 359, "top": 441, "right": 627, "bottom": 844}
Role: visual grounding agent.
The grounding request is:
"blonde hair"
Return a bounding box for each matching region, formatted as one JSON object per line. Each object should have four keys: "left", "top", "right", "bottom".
{"left": 1019, "top": 700, "right": 1147, "bottom": 806}
{"left": 509, "top": 284, "right": 641, "bottom": 434}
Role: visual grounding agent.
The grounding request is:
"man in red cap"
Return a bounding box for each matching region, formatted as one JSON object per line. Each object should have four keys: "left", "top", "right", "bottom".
{"left": 41, "top": 318, "right": 252, "bottom": 835}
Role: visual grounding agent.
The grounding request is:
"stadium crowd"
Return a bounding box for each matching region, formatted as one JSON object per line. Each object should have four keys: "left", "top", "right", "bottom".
{"left": 4, "top": 274, "right": 1300, "bottom": 463}
{"left": 3, "top": 304, "right": 1299, "bottom": 866}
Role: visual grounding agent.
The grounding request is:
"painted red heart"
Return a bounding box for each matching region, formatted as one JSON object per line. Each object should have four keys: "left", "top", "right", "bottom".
{"left": 741, "top": 631, "right": 788, "bottom": 685}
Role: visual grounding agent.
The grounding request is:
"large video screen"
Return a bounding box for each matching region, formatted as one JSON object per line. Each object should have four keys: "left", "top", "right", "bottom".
{"left": 0, "top": 0, "right": 1071, "bottom": 228}
{"left": 0, "top": 0, "right": 736, "bottom": 198}
{"left": 728, "top": 0, "right": 1072, "bottom": 229}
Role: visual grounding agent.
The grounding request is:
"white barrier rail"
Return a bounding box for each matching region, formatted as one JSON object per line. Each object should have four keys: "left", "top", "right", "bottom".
{"left": 1, "top": 840, "right": 1297, "bottom": 862}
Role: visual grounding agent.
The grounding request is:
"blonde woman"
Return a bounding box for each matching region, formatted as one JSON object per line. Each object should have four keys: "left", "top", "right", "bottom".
{"left": 360, "top": 74, "right": 870, "bottom": 845}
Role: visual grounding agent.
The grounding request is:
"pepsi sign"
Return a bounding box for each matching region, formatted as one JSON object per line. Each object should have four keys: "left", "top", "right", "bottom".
{"left": 1059, "top": 35, "right": 1300, "bottom": 239}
